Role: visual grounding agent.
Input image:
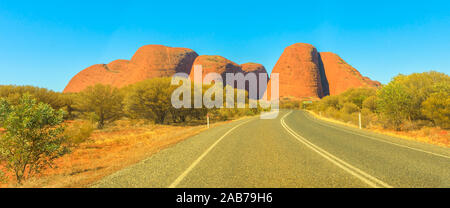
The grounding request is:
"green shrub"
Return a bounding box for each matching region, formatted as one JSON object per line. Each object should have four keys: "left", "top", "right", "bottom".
{"left": 341, "top": 103, "right": 359, "bottom": 114}
{"left": 124, "top": 78, "right": 176, "bottom": 124}
{"left": 64, "top": 121, "right": 94, "bottom": 146}
{"left": 76, "top": 84, "right": 124, "bottom": 129}
{"left": 339, "top": 88, "right": 376, "bottom": 109}
{"left": 377, "top": 71, "right": 449, "bottom": 129}
{"left": 0, "top": 94, "right": 68, "bottom": 184}
{"left": 421, "top": 91, "right": 450, "bottom": 129}
{"left": 0, "top": 85, "right": 66, "bottom": 110}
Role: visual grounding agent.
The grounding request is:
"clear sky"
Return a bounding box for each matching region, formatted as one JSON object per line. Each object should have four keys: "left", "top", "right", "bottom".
{"left": 0, "top": 0, "right": 449, "bottom": 92}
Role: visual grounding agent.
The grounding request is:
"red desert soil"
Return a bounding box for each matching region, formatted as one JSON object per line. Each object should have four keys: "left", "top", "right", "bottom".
{"left": 0, "top": 120, "right": 233, "bottom": 188}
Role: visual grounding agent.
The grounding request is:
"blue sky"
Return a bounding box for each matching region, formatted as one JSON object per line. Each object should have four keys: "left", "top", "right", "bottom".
{"left": 0, "top": 0, "right": 449, "bottom": 92}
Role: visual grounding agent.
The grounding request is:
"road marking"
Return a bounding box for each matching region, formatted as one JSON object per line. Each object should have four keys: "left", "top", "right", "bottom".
{"left": 281, "top": 111, "right": 393, "bottom": 188}
{"left": 168, "top": 118, "right": 253, "bottom": 188}
{"left": 302, "top": 112, "right": 450, "bottom": 160}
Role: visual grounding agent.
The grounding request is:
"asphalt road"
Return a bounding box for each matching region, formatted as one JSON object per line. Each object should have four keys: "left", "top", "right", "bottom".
{"left": 92, "top": 110, "right": 450, "bottom": 188}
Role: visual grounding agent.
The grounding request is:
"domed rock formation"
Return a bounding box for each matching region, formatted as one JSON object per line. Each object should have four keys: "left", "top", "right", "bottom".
{"left": 319, "top": 52, "right": 381, "bottom": 95}
{"left": 128, "top": 45, "right": 198, "bottom": 81}
{"left": 63, "top": 60, "right": 131, "bottom": 93}
{"left": 64, "top": 43, "right": 381, "bottom": 101}
{"left": 189, "top": 55, "right": 244, "bottom": 85}
{"left": 63, "top": 45, "right": 198, "bottom": 93}
{"left": 241, "top": 63, "right": 268, "bottom": 99}
{"left": 241, "top": 62, "right": 267, "bottom": 75}
{"left": 269, "top": 43, "right": 325, "bottom": 99}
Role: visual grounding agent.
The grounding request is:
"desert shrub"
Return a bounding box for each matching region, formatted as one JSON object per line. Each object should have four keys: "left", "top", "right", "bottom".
{"left": 341, "top": 102, "right": 359, "bottom": 114}
{"left": 0, "top": 94, "right": 68, "bottom": 183}
{"left": 280, "top": 99, "right": 301, "bottom": 109}
{"left": 0, "top": 85, "right": 67, "bottom": 111}
{"left": 76, "top": 84, "right": 124, "bottom": 129}
{"left": 395, "top": 71, "right": 449, "bottom": 121}
{"left": 339, "top": 88, "right": 376, "bottom": 109}
{"left": 124, "top": 78, "right": 176, "bottom": 124}
{"left": 377, "top": 81, "right": 413, "bottom": 130}
{"left": 60, "top": 93, "right": 77, "bottom": 120}
{"left": 340, "top": 112, "right": 356, "bottom": 124}
{"left": 321, "top": 95, "right": 341, "bottom": 111}
{"left": 216, "top": 108, "right": 238, "bottom": 121}
{"left": 324, "top": 107, "right": 340, "bottom": 119}
{"left": 398, "top": 120, "right": 420, "bottom": 131}
{"left": 378, "top": 71, "right": 449, "bottom": 129}
{"left": 64, "top": 120, "right": 94, "bottom": 146}
{"left": 361, "top": 108, "right": 377, "bottom": 128}
{"left": 362, "top": 95, "right": 377, "bottom": 112}
{"left": 421, "top": 91, "right": 450, "bottom": 129}
{"left": 0, "top": 169, "right": 6, "bottom": 183}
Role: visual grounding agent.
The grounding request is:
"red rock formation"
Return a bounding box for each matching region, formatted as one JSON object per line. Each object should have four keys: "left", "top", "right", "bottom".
{"left": 319, "top": 52, "right": 381, "bottom": 95}
{"left": 63, "top": 45, "right": 198, "bottom": 93}
{"left": 241, "top": 63, "right": 268, "bottom": 99}
{"left": 269, "top": 43, "right": 324, "bottom": 99}
{"left": 189, "top": 55, "right": 243, "bottom": 85}
{"left": 241, "top": 63, "right": 267, "bottom": 75}
{"left": 64, "top": 43, "right": 381, "bottom": 101}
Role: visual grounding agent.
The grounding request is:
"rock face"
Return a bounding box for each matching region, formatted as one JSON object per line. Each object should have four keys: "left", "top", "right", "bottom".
{"left": 319, "top": 52, "right": 381, "bottom": 95}
{"left": 269, "top": 43, "right": 325, "bottom": 99}
{"left": 63, "top": 45, "right": 198, "bottom": 93}
{"left": 240, "top": 63, "right": 268, "bottom": 99}
{"left": 64, "top": 43, "right": 381, "bottom": 100}
{"left": 189, "top": 55, "right": 243, "bottom": 84}
{"left": 267, "top": 43, "right": 380, "bottom": 100}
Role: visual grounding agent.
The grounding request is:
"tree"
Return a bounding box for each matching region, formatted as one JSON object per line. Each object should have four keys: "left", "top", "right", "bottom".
{"left": 76, "top": 84, "right": 123, "bottom": 129}
{"left": 377, "top": 71, "right": 449, "bottom": 129}
{"left": 362, "top": 95, "right": 378, "bottom": 112}
{"left": 124, "top": 78, "right": 176, "bottom": 124}
{"left": 320, "top": 95, "right": 341, "bottom": 111}
{"left": 341, "top": 102, "right": 359, "bottom": 114}
{"left": 377, "top": 81, "right": 413, "bottom": 129}
{"left": 0, "top": 85, "right": 66, "bottom": 110}
{"left": 339, "top": 88, "right": 377, "bottom": 109}
{"left": 390, "top": 71, "right": 449, "bottom": 120}
{"left": 0, "top": 94, "right": 68, "bottom": 183}
{"left": 422, "top": 91, "right": 450, "bottom": 128}
{"left": 61, "top": 93, "right": 77, "bottom": 120}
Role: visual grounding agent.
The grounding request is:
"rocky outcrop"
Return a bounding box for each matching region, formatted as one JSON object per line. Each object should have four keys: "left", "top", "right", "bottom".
{"left": 189, "top": 55, "right": 244, "bottom": 85}
{"left": 64, "top": 43, "right": 381, "bottom": 100}
{"left": 319, "top": 52, "right": 381, "bottom": 95}
{"left": 266, "top": 43, "right": 381, "bottom": 100}
{"left": 269, "top": 43, "right": 325, "bottom": 99}
{"left": 241, "top": 63, "right": 268, "bottom": 99}
{"left": 63, "top": 45, "right": 198, "bottom": 93}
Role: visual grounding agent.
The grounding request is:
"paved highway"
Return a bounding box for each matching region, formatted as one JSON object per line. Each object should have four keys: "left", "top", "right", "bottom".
{"left": 92, "top": 110, "right": 450, "bottom": 188}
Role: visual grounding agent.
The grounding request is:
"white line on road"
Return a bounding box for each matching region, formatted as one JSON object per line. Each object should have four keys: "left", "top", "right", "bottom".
{"left": 303, "top": 112, "right": 450, "bottom": 160}
{"left": 168, "top": 118, "right": 253, "bottom": 188}
{"left": 281, "top": 111, "right": 393, "bottom": 188}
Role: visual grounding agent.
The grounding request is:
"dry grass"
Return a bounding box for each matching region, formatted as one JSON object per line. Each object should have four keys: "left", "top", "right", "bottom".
{"left": 307, "top": 110, "right": 450, "bottom": 148}
{"left": 0, "top": 119, "right": 232, "bottom": 188}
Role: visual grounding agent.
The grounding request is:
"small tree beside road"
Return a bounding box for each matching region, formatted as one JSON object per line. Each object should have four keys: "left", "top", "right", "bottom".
{"left": 0, "top": 94, "right": 68, "bottom": 183}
